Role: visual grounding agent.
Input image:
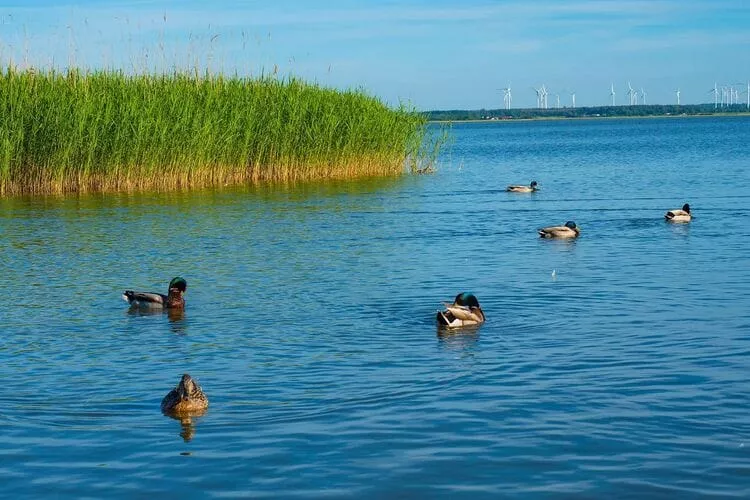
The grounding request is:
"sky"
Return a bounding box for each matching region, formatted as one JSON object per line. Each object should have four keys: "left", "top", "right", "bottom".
{"left": 1, "top": 0, "right": 749, "bottom": 110}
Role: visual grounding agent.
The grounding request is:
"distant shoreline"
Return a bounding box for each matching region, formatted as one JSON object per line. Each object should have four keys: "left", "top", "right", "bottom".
{"left": 429, "top": 112, "right": 750, "bottom": 123}
{"left": 425, "top": 104, "right": 750, "bottom": 123}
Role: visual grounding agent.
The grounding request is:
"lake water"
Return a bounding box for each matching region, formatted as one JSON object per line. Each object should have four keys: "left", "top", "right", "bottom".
{"left": 1, "top": 116, "right": 749, "bottom": 498}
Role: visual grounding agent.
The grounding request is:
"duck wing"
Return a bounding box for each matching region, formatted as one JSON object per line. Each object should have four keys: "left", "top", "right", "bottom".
{"left": 539, "top": 226, "right": 564, "bottom": 237}
{"left": 665, "top": 209, "right": 688, "bottom": 219}
{"left": 122, "top": 290, "right": 167, "bottom": 306}
{"left": 445, "top": 304, "right": 483, "bottom": 323}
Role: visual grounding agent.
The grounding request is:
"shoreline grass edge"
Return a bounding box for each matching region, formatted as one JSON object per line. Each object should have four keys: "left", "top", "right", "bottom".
{"left": 0, "top": 68, "right": 435, "bottom": 195}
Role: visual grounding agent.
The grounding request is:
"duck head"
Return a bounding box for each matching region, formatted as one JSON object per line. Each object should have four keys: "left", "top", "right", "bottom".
{"left": 176, "top": 373, "right": 199, "bottom": 401}
{"left": 565, "top": 221, "right": 578, "bottom": 230}
{"left": 454, "top": 292, "right": 480, "bottom": 308}
{"left": 682, "top": 203, "right": 690, "bottom": 214}
{"left": 168, "top": 277, "right": 187, "bottom": 295}
{"left": 530, "top": 181, "right": 538, "bottom": 189}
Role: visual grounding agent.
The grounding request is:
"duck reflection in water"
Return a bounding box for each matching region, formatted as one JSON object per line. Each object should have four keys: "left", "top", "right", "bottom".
{"left": 165, "top": 412, "right": 206, "bottom": 442}
{"left": 437, "top": 324, "right": 480, "bottom": 352}
{"left": 125, "top": 307, "right": 187, "bottom": 334}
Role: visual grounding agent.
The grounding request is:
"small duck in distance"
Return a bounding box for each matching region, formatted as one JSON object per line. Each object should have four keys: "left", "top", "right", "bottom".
{"left": 665, "top": 203, "right": 691, "bottom": 223}
{"left": 436, "top": 292, "right": 486, "bottom": 328}
{"left": 122, "top": 276, "right": 187, "bottom": 309}
{"left": 539, "top": 221, "right": 580, "bottom": 239}
{"left": 506, "top": 180, "right": 538, "bottom": 193}
{"left": 161, "top": 373, "right": 209, "bottom": 414}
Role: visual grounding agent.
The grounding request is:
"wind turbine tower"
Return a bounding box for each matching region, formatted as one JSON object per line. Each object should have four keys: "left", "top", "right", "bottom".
{"left": 610, "top": 83, "right": 616, "bottom": 106}
{"left": 675, "top": 88, "right": 680, "bottom": 105}
{"left": 640, "top": 87, "right": 647, "bottom": 105}
{"left": 570, "top": 91, "right": 576, "bottom": 108}
{"left": 507, "top": 85, "right": 512, "bottom": 109}
{"left": 737, "top": 81, "right": 750, "bottom": 110}
{"left": 710, "top": 82, "right": 719, "bottom": 108}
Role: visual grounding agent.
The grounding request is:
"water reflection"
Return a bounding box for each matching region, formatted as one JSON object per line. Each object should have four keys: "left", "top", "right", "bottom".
{"left": 0, "top": 175, "right": 408, "bottom": 213}
{"left": 666, "top": 220, "right": 691, "bottom": 237}
{"left": 538, "top": 236, "right": 578, "bottom": 251}
{"left": 125, "top": 307, "right": 187, "bottom": 335}
{"left": 163, "top": 409, "right": 207, "bottom": 442}
{"left": 436, "top": 325, "right": 480, "bottom": 351}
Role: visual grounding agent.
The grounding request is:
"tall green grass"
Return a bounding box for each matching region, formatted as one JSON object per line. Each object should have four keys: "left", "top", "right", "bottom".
{"left": 0, "top": 68, "right": 432, "bottom": 194}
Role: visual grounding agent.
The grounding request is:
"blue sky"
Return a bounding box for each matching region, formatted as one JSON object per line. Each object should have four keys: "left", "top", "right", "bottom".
{"left": 2, "top": 1, "right": 749, "bottom": 110}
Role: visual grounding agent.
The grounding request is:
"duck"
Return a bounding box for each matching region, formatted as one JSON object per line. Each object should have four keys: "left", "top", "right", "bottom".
{"left": 161, "top": 373, "right": 209, "bottom": 414}
{"left": 665, "top": 203, "right": 691, "bottom": 223}
{"left": 538, "top": 221, "right": 580, "bottom": 239}
{"left": 122, "top": 276, "right": 187, "bottom": 309}
{"left": 506, "top": 180, "right": 538, "bottom": 193}
{"left": 436, "top": 292, "right": 486, "bottom": 328}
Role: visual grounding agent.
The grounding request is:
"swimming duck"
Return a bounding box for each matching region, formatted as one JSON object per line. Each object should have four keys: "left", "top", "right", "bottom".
{"left": 665, "top": 203, "right": 691, "bottom": 223}
{"left": 161, "top": 373, "right": 209, "bottom": 414}
{"left": 538, "top": 221, "right": 580, "bottom": 239}
{"left": 122, "top": 277, "right": 187, "bottom": 309}
{"left": 506, "top": 180, "right": 538, "bottom": 193}
{"left": 436, "top": 292, "right": 486, "bottom": 328}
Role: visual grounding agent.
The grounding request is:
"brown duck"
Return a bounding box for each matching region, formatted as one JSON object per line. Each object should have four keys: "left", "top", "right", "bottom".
{"left": 161, "top": 373, "right": 209, "bottom": 414}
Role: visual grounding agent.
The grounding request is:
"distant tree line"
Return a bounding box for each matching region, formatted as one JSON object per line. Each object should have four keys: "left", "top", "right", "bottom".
{"left": 426, "top": 104, "right": 750, "bottom": 121}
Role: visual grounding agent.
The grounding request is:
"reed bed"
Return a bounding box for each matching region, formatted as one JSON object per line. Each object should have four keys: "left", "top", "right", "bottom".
{"left": 0, "top": 68, "right": 431, "bottom": 195}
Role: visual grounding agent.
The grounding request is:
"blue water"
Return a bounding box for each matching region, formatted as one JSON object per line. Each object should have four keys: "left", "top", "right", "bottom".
{"left": 1, "top": 116, "right": 749, "bottom": 498}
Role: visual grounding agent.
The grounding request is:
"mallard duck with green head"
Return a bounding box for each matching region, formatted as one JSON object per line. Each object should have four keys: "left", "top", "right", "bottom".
{"left": 507, "top": 180, "right": 538, "bottom": 193}
{"left": 665, "top": 203, "right": 691, "bottom": 223}
{"left": 436, "top": 292, "right": 486, "bottom": 328}
{"left": 161, "top": 373, "right": 209, "bottom": 414}
{"left": 538, "top": 221, "right": 580, "bottom": 239}
{"left": 122, "top": 277, "right": 187, "bottom": 309}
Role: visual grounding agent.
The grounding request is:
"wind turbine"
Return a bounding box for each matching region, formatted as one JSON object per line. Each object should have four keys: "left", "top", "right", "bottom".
{"left": 627, "top": 82, "right": 636, "bottom": 105}
{"left": 533, "top": 87, "right": 542, "bottom": 108}
{"left": 555, "top": 93, "right": 560, "bottom": 109}
{"left": 505, "top": 84, "right": 512, "bottom": 109}
{"left": 610, "top": 83, "right": 615, "bottom": 106}
{"left": 735, "top": 81, "right": 750, "bottom": 110}
{"left": 541, "top": 84, "right": 549, "bottom": 109}
{"left": 640, "top": 87, "right": 647, "bottom": 105}
{"left": 675, "top": 88, "right": 680, "bottom": 105}
{"left": 709, "top": 82, "right": 719, "bottom": 108}
{"left": 570, "top": 90, "right": 576, "bottom": 108}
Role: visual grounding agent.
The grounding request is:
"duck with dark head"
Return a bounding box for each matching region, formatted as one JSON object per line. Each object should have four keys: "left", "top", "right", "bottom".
{"left": 122, "top": 277, "right": 187, "bottom": 309}
{"left": 538, "top": 221, "right": 580, "bottom": 239}
{"left": 436, "top": 292, "right": 486, "bottom": 328}
{"left": 665, "top": 203, "right": 691, "bottom": 223}
{"left": 506, "top": 180, "right": 538, "bottom": 193}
